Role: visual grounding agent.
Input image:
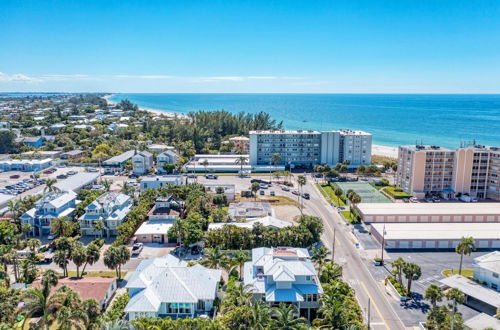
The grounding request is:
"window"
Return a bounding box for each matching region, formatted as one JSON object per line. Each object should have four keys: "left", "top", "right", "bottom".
{"left": 493, "top": 273, "right": 499, "bottom": 278}
{"left": 306, "top": 276, "right": 311, "bottom": 281}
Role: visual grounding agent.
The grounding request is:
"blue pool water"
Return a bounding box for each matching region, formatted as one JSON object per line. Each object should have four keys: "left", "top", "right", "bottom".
{"left": 109, "top": 93, "right": 500, "bottom": 148}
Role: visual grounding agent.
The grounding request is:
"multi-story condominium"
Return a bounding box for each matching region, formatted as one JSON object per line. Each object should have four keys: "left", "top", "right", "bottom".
{"left": 157, "top": 150, "right": 178, "bottom": 174}
{"left": 79, "top": 192, "right": 133, "bottom": 236}
{"left": 20, "top": 190, "right": 77, "bottom": 236}
{"left": 249, "top": 129, "right": 371, "bottom": 168}
{"left": 473, "top": 251, "right": 500, "bottom": 291}
{"left": 243, "top": 247, "right": 323, "bottom": 320}
{"left": 132, "top": 151, "right": 153, "bottom": 175}
{"left": 125, "top": 254, "right": 221, "bottom": 320}
{"left": 397, "top": 144, "right": 500, "bottom": 200}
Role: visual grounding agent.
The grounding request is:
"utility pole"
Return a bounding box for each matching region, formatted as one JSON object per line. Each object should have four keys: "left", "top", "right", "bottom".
{"left": 332, "top": 228, "right": 336, "bottom": 263}
{"left": 367, "top": 297, "right": 371, "bottom": 329}
{"left": 380, "top": 224, "right": 386, "bottom": 264}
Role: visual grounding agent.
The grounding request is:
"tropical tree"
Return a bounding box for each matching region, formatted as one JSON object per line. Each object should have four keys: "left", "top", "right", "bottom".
{"left": 71, "top": 242, "right": 87, "bottom": 277}
{"left": 403, "top": 262, "right": 422, "bottom": 296}
{"left": 235, "top": 155, "right": 248, "bottom": 176}
{"left": 297, "top": 175, "right": 307, "bottom": 214}
{"left": 102, "top": 179, "right": 113, "bottom": 192}
{"left": 250, "top": 182, "right": 260, "bottom": 200}
{"left": 455, "top": 236, "right": 476, "bottom": 276}
{"left": 50, "top": 216, "right": 74, "bottom": 238}
{"left": 446, "top": 287, "right": 465, "bottom": 329}
{"left": 100, "top": 319, "right": 133, "bottom": 330}
{"left": 104, "top": 245, "right": 130, "bottom": 280}
{"left": 81, "top": 242, "right": 101, "bottom": 276}
{"left": 19, "top": 258, "right": 39, "bottom": 284}
{"left": 203, "top": 247, "right": 225, "bottom": 269}
{"left": 26, "top": 238, "right": 41, "bottom": 252}
{"left": 425, "top": 284, "right": 444, "bottom": 308}
{"left": 250, "top": 300, "right": 272, "bottom": 330}
{"left": 272, "top": 303, "right": 308, "bottom": 330}
{"left": 201, "top": 159, "right": 209, "bottom": 174}
{"left": 270, "top": 153, "right": 282, "bottom": 182}
{"left": 311, "top": 245, "right": 330, "bottom": 270}
{"left": 44, "top": 178, "right": 59, "bottom": 193}
{"left": 391, "top": 257, "right": 406, "bottom": 287}
{"left": 23, "top": 269, "right": 58, "bottom": 329}
{"left": 232, "top": 250, "right": 250, "bottom": 281}
{"left": 320, "top": 261, "right": 343, "bottom": 283}
{"left": 54, "top": 249, "right": 70, "bottom": 277}
{"left": 21, "top": 223, "right": 33, "bottom": 239}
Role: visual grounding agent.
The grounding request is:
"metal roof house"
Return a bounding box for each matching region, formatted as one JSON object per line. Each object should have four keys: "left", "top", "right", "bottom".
{"left": 132, "top": 151, "right": 153, "bottom": 175}
{"left": 79, "top": 192, "right": 133, "bottom": 237}
{"left": 20, "top": 190, "right": 77, "bottom": 236}
{"left": 103, "top": 150, "right": 135, "bottom": 168}
{"left": 124, "top": 254, "right": 221, "bottom": 320}
{"left": 243, "top": 247, "right": 323, "bottom": 320}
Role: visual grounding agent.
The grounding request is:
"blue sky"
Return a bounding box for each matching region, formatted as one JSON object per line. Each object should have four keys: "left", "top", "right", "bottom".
{"left": 1, "top": 0, "right": 499, "bottom": 93}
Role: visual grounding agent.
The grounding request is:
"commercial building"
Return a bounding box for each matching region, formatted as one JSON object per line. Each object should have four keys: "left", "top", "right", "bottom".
{"left": 125, "top": 255, "right": 221, "bottom": 320}
{"left": 0, "top": 158, "right": 52, "bottom": 172}
{"left": 473, "top": 252, "right": 500, "bottom": 291}
{"left": 139, "top": 175, "right": 185, "bottom": 190}
{"left": 54, "top": 172, "right": 100, "bottom": 192}
{"left": 249, "top": 129, "right": 372, "bottom": 168}
{"left": 396, "top": 144, "right": 500, "bottom": 200}
{"left": 79, "top": 192, "right": 133, "bottom": 236}
{"left": 21, "top": 190, "right": 77, "bottom": 236}
{"left": 370, "top": 222, "right": 500, "bottom": 250}
{"left": 185, "top": 154, "right": 283, "bottom": 173}
{"left": 355, "top": 202, "right": 500, "bottom": 223}
{"left": 243, "top": 247, "right": 323, "bottom": 320}
{"left": 132, "top": 151, "right": 153, "bottom": 175}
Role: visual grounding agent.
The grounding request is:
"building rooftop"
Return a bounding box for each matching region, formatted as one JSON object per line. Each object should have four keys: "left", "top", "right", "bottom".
{"left": 399, "top": 145, "right": 453, "bottom": 152}
{"left": 440, "top": 275, "right": 500, "bottom": 308}
{"left": 474, "top": 251, "right": 500, "bottom": 274}
{"left": 228, "top": 202, "right": 273, "bottom": 219}
{"left": 464, "top": 313, "right": 500, "bottom": 330}
{"left": 250, "top": 130, "right": 320, "bottom": 135}
{"left": 103, "top": 150, "right": 135, "bottom": 165}
{"left": 208, "top": 216, "right": 293, "bottom": 231}
{"left": 135, "top": 219, "right": 174, "bottom": 236}
{"left": 32, "top": 277, "right": 116, "bottom": 302}
{"left": 371, "top": 222, "right": 500, "bottom": 240}
{"left": 54, "top": 172, "right": 100, "bottom": 191}
{"left": 357, "top": 202, "right": 500, "bottom": 216}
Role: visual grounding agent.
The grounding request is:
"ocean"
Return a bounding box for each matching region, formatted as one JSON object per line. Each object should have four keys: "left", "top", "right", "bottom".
{"left": 109, "top": 93, "right": 500, "bottom": 148}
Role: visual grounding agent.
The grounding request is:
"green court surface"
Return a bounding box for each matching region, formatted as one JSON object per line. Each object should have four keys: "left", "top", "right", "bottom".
{"left": 335, "top": 182, "right": 392, "bottom": 203}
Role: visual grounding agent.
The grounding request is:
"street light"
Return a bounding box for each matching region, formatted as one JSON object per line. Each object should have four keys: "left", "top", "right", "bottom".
{"left": 380, "top": 224, "right": 387, "bottom": 264}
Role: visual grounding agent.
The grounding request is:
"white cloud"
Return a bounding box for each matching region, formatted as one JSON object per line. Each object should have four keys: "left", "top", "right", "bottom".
{"left": 112, "top": 74, "right": 175, "bottom": 79}
{"left": 0, "top": 72, "right": 42, "bottom": 82}
{"left": 247, "top": 76, "right": 277, "bottom": 80}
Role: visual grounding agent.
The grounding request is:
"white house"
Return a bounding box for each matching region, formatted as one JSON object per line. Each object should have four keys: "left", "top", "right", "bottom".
{"left": 473, "top": 251, "right": 500, "bottom": 291}
{"left": 134, "top": 196, "right": 181, "bottom": 244}
{"left": 132, "top": 151, "right": 154, "bottom": 175}
{"left": 79, "top": 192, "right": 133, "bottom": 236}
{"left": 243, "top": 247, "right": 323, "bottom": 320}
{"left": 124, "top": 255, "right": 221, "bottom": 320}
{"left": 20, "top": 190, "right": 77, "bottom": 236}
{"left": 208, "top": 216, "right": 293, "bottom": 231}
{"left": 157, "top": 150, "right": 178, "bottom": 174}
{"left": 139, "top": 175, "right": 185, "bottom": 190}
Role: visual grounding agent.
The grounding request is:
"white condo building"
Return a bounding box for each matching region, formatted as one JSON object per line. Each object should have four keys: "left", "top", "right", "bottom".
{"left": 249, "top": 129, "right": 371, "bottom": 168}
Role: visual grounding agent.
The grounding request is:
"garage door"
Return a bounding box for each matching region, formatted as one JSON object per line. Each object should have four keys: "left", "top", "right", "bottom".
{"left": 153, "top": 235, "right": 163, "bottom": 243}
{"left": 412, "top": 241, "right": 422, "bottom": 249}
{"left": 492, "top": 240, "right": 500, "bottom": 249}
{"left": 438, "top": 240, "right": 449, "bottom": 249}
{"left": 398, "top": 240, "right": 409, "bottom": 249}
{"left": 424, "top": 241, "right": 436, "bottom": 249}
{"left": 477, "top": 240, "right": 490, "bottom": 248}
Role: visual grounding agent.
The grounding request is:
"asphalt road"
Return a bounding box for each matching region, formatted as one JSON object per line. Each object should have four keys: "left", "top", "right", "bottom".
{"left": 300, "top": 177, "right": 405, "bottom": 330}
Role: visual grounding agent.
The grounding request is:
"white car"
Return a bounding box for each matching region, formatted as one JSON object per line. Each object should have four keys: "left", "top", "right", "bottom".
{"left": 281, "top": 186, "right": 290, "bottom": 191}
{"left": 132, "top": 243, "right": 144, "bottom": 255}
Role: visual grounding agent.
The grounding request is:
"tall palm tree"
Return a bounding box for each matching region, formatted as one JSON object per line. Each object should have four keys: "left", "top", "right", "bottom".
{"left": 455, "top": 236, "right": 476, "bottom": 275}
{"left": 250, "top": 300, "right": 272, "bottom": 330}
{"left": 101, "top": 179, "right": 112, "bottom": 192}
{"left": 270, "top": 153, "right": 281, "bottom": 182}
{"left": 44, "top": 178, "right": 58, "bottom": 193}
{"left": 311, "top": 246, "right": 330, "bottom": 270}
{"left": 81, "top": 242, "right": 101, "bottom": 276}
{"left": 26, "top": 238, "right": 41, "bottom": 252}
{"left": 446, "top": 287, "right": 465, "bottom": 329}
{"left": 235, "top": 155, "right": 248, "bottom": 176}
{"left": 250, "top": 182, "right": 260, "bottom": 201}
{"left": 232, "top": 250, "right": 250, "bottom": 281}
{"left": 424, "top": 284, "right": 444, "bottom": 308}
{"left": 23, "top": 269, "right": 58, "bottom": 330}
{"left": 203, "top": 247, "right": 224, "bottom": 269}
{"left": 403, "top": 262, "right": 422, "bottom": 297}
{"left": 94, "top": 220, "right": 106, "bottom": 239}
{"left": 272, "top": 303, "right": 308, "bottom": 330}
{"left": 297, "top": 175, "right": 307, "bottom": 214}
{"left": 319, "top": 261, "right": 343, "bottom": 283}
{"left": 201, "top": 159, "right": 209, "bottom": 174}
{"left": 71, "top": 242, "right": 87, "bottom": 278}
{"left": 391, "top": 257, "right": 406, "bottom": 287}
{"left": 50, "top": 217, "right": 74, "bottom": 238}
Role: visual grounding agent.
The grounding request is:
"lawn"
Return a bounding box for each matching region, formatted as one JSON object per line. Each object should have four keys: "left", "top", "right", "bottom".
{"left": 60, "top": 270, "right": 125, "bottom": 278}
{"left": 442, "top": 268, "right": 473, "bottom": 279}
{"left": 316, "top": 184, "right": 345, "bottom": 206}
{"left": 340, "top": 211, "right": 356, "bottom": 223}
{"left": 383, "top": 186, "right": 412, "bottom": 199}
{"left": 336, "top": 182, "right": 392, "bottom": 203}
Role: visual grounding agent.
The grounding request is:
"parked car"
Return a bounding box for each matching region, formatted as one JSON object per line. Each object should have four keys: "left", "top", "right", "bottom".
{"left": 281, "top": 186, "right": 290, "bottom": 191}
{"left": 9, "top": 174, "right": 20, "bottom": 179}
{"left": 205, "top": 174, "right": 218, "bottom": 179}
{"left": 67, "top": 170, "right": 77, "bottom": 176}
{"left": 259, "top": 183, "right": 268, "bottom": 189}
{"left": 292, "top": 190, "right": 300, "bottom": 195}
{"left": 187, "top": 174, "right": 197, "bottom": 178}
{"left": 302, "top": 193, "right": 310, "bottom": 199}
{"left": 56, "top": 174, "right": 68, "bottom": 179}
{"left": 259, "top": 190, "right": 265, "bottom": 195}
{"left": 270, "top": 191, "right": 275, "bottom": 196}
{"left": 87, "top": 168, "right": 99, "bottom": 173}
{"left": 132, "top": 243, "right": 144, "bottom": 255}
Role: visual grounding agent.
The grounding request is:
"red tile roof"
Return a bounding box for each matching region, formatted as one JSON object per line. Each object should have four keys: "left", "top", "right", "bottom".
{"left": 32, "top": 277, "right": 116, "bottom": 302}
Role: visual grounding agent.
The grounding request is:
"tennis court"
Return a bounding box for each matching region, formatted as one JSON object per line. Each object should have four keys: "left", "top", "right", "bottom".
{"left": 335, "top": 182, "right": 392, "bottom": 203}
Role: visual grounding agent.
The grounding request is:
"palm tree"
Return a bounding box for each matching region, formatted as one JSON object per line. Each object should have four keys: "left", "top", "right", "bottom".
{"left": 391, "top": 257, "right": 406, "bottom": 287}
{"left": 446, "top": 287, "right": 465, "bottom": 329}
{"left": 232, "top": 250, "right": 250, "bottom": 281}
{"left": 23, "top": 269, "right": 58, "bottom": 330}
{"left": 201, "top": 159, "right": 209, "bottom": 174}
{"left": 455, "top": 236, "right": 476, "bottom": 276}
{"left": 250, "top": 300, "right": 272, "bottom": 330}
{"left": 26, "top": 238, "right": 41, "bottom": 252}
{"left": 311, "top": 246, "right": 330, "bottom": 270}
{"left": 424, "top": 284, "right": 444, "bottom": 308}
{"left": 22, "top": 223, "right": 33, "bottom": 239}
{"left": 81, "top": 242, "right": 101, "bottom": 276}
{"left": 319, "top": 261, "right": 343, "bottom": 283}
{"left": 100, "top": 319, "right": 133, "bottom": 330}
{"left": 102, "top": 179, "right": 112, "bottom": 192}
{"left": 71, "top": 242, "right": 87, "bottom": 277}
{"left": 203, "top": 247, "right": 225, "bottom": 269}
{"left": 235, "top": 155, "right": 248, "bottom": 176}
{"left": 50, "top": 217, "right": 74, "bottom": 238}
{"left": 54, "top": 306, "right": 88, "bottom": 330}
{"left": 297, "top": 175, "right": 307, "bottom": 214}
{"left": 403, "top": 262, "right": 422, "bottom": 297}
{"left": 270, "top": 153, "right": 281, "bottom": 182}
{"left": 54, "top": 249, "right": 70, "bottom": 277}
{"left": 250, "top": 182, "right": 260, "bottom": 200}
{"left": 44, "top": 178, "right": 58, "bottom": 193}
{"left": 272, "top": 303, "right": 308, "bottom": 330}
{"left": 94, "top": 220, "right": 106, "bottom": 239}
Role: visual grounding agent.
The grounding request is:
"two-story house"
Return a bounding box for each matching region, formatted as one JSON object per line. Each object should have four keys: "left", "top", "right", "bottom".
{"left": 132, "top": 151, "right": 154, "bottom": 175}
{"left": 473, "top": 251, "right": 500, "bottom": 291}
{"left": 244, "top": 247, "right": 323, "bottom": 320}
{"left": 134, "top": 196, "right": 181, "bottom": 244}
{"left": 20, "top": 190, "right": 77, "bottom": 236}
{"left": 157, "top": 150, "right": 178, "bottom": 174}
{"left": 79, "top": 192, "right": 133, "bottom": 237}
{"left": 124, "top": 254, "right": 221, "bottom": 320}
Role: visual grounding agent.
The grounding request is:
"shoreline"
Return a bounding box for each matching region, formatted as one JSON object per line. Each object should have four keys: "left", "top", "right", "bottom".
{"left": 103, "top": 94, "right": 397, "bottom": 158}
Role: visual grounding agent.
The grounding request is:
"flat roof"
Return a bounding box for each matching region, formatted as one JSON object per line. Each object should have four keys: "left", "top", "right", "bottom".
{"left": 250, "top": 130, "right": 320, "bottom": 135}
{"left": 103, "top": 150, "right": 135, "bottom": 164}
{"left": 440, "top": 275, "right": 500, "bottom": 308}
{"left": 357, "top": 202, "right": 500, "bottom": 216}
{"left": 54, "top": 172, "right": 100, "bottom": 191}
{"left": 371, "top": 222, "right": 500, "bottom": 240}
{"left": 135, "top": 219, "right": 173, "bottom": 235}
{"left": 465, "top": 313, "right": 500, "bottom": 329}
{"left": 474, "top": 251, "right": 500, "bottom": 274}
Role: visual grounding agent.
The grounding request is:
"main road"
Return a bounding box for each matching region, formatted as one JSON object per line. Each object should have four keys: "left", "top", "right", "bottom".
{"left": 300, "top": 178, "right": 405, "bottom": 330}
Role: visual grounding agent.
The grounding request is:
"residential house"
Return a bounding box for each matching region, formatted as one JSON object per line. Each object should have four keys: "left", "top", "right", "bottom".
{"left": 244, "top": 247, "right": 323, "bottom": 320}
{"left": 134, "top": 196, "right": 181, "bottom": 243}
{"left": 148, "top": 144, "right": 174, "bottom": 154}
{"left": 132, "top": 151, "right": 154, "bottom": 175}
{"left": 139, "top": 175, "right": 185, "bottom": 190}
{"left": 21, "top": 190, "right": 77, "bottom": 236}
{"left": 125, "top": 255, "right": 221, "bottom": 320}
{"left": 103, "top": 150, "right": 135, "bottom": 168}
{"left": 473, "top": 251, "right": 500, "bottom": 291}
{"left": 157, "top": 150, "right": 178, "bottom": 174}
{"left": 61, "top": 150, "right": 85, "bottom": 160}
{"left": 16, "top": 136, "right": 44, "bottom": 148}
{"left": 79, "top": 192, "right": 133, "bottom": 236}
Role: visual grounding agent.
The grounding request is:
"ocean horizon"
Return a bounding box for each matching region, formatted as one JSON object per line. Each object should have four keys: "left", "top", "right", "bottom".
{"left": 109, "top": 93, "right": 500, "bottom": 149}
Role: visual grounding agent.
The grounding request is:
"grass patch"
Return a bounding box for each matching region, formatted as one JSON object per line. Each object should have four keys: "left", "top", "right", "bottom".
{"left": 371, "top": 154, "right": 397, "bottom": 164}
{"left": 383, "top": 186, "right": 412, "bottom": 199}
{"left": 340, "top": 211, "right": 355, "bottom": 223}
{"left": 60, "top": 270, "right": 124, "bottom": 278}
{"left": 442, "top": 268, "right": 473, "bottom": 279}
{"left": 237, "top": 195, "right": 299, "bottom": 206}
{"left": 316, "top": 184, "right": 345, "bottom": 206}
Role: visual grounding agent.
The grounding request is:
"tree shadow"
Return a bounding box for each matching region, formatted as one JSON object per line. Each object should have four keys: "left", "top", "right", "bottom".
{"left": 400, "top": 292, "right": 430, "bottom": 313}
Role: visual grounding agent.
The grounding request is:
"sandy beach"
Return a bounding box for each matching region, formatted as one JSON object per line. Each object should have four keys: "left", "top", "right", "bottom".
{"left": 372, "top": 144, "right": 398, "bottom": 158}
{"left": 103, "top": 94, "right": 187, "bottom": 119}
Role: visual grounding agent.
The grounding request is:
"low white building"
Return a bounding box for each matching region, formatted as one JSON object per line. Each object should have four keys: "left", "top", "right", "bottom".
{"left": 208, "top": 216, "right": 293, "bottom": 231}
{"left": 473, "top": 251, "right": 500, "bottom": 291}
{"left": 228, "top": 202, "right": 272, "bottom": 220}
{"left": 204, "top": 183, "right": 235, "bottom": 201}
{"left": 125, "top": 255, "right": 221, "bottom": 320}
{"left": 134, "top": 197, "right": 181, "bottom": 244}
{"left": 157, "top": 150, "right": 178, "bottom": 174}
{"left": 132, "top": 151, "right": 153, "bottom": 175}
{"left": 185, "top": 154, "right": 284, "bottom": 173}
{"left": 139, "top": 175, "right": 185, "bottom": 190}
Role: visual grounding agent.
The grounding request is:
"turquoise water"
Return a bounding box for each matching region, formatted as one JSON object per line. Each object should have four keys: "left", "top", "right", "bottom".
{"left": 109, "top": 94, "right": 500, "bottom": 148}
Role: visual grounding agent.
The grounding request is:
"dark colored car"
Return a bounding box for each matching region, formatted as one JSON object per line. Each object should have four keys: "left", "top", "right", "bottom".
{"left": 302, "top": 193, "right": 310, "bottom": 199}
